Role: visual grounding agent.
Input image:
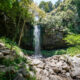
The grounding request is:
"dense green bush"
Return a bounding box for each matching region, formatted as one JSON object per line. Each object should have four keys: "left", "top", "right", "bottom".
{"left": 66, "top": 45, "right": 80, "bottom": 56}
{"left": 64, "top": 34, "right": 80, "bottom": 45}
{"left": 63, "top": 34, "right": 80, "bottom": 56}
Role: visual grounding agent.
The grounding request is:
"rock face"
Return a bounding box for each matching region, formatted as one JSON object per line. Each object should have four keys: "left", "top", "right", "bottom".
{"left": 21, "top": 25, "right": 34, "bottom": 50}
{"left": 41, "top": 28, "right": 67, "bottom": 50}
{"left": 22, "top": 27, "right": 67, "bottom": 50}
{"left": 30, "top": 55, "right": 80, "bottom": 80}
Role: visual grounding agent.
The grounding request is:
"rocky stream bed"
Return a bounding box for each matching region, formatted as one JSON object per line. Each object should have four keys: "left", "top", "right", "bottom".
{"left": 0, "top": 43, "right": 80, "bottom": 80}
{"left": 30, "top": 55, "right": 80, "bottom": 80}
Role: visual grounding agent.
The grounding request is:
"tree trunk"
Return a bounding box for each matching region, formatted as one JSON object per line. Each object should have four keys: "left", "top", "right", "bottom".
{"left": 13, "top": 15, "right": 21, "bottom": 42}
{"left": 18, "top": 20, "right": 25, "bottom": 46}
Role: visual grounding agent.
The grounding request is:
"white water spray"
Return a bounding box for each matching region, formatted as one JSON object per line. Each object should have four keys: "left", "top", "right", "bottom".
{"left": 34, "top": 25, "right": 41, "bottom": 54}
{"left": 33, "top": 16, "right": 42, "bottom": 58}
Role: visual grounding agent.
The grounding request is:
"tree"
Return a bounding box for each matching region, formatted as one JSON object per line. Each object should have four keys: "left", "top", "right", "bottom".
{"left": 29, "top": 2, "right": 46, "bottom": 18}
{"left": 39, "top": 1, "right": 54, "bottom": 12}
{"left": 55, "top": 0, "right": 61, "bottom": 8}
{"left": 0, "top": 0, "right": 33, "bottom": 46}
{"left": 73, "top": 0, "right": 80, "bottom": 18}
{"left": 0, "top": 0, "right": 14, "bottom": 12}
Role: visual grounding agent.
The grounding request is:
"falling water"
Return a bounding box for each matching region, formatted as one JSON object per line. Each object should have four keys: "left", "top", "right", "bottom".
{"left": 34, "top": 25, "right": 41, "bottom": 54}
{"left": 33, "top": 16, "right": 42, "bottom": 58}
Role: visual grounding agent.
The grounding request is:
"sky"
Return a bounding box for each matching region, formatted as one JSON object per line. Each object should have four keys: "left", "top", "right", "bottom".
{"left": 34, "top": 0, "right": 58, "bottom": 5}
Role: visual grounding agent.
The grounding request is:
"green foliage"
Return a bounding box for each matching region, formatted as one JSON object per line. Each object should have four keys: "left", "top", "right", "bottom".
{"left": 29, "top": 2, "right": 46, "bottom": 18}
{"left": 40, "top": 15, "right": 62, "bottom": 28}
{"left": 0, "top": 55, "right": 25, "bottom": 67}
{"left": 0, "top": 37, "right": 22, "bottom": 55}
{"left": 39, "top": 1, "right": 54, "bottom": 12}
{"left": 22, "top": 49, "right": 34, "bottom": 56}
{"left": 0, "top": 71, "right": 16, "bottom": 80}
{"left": 0, "top": 53, "right": 36, "bottom": 80}
{"left": 64, "top": 34, "right": 80, "bottom": 45}
{"left": 64, "top": 34, "right": 80, "bottom": 56}
{"left": 40, "top": 0, "right": 80, "bottom": 34}
{"left": 55, "top": 0, "right": 61, "bottom": 8}
{"left": 41, "top": 49, "right": 66, "bottom": 57}
{"left": 39, "top": 0, "right": 80, "bottom": 58}
{"left": 23, "top": 49, "right": 66, "bottom": 57}
{"left": 41, "top": 46, "right": 80, "bottom": 57}
{"left": 66, "top": 45, "right": 80, "bottom": 56}
{"left": 40, "top": 14, "right": 69, "bottom": 34}
{"left": 0, "top": 0, "right": 15, "bottom": 11}
{"left": 0, "top": 0, "right": 33, "bottom": 45}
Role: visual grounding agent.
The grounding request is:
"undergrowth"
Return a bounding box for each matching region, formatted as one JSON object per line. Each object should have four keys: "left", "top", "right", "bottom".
{"left": 0, "top": 37, "right": 22, "bottom": 55}
{"left": 0, "top": 37, "right": 36, "bottom": 80}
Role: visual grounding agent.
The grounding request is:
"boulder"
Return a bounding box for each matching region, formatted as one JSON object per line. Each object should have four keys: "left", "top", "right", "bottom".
{"left": 0, "top": 49, "right": 10, "bottom": 55}
{"left": 70, "top": 56, "right": 80, "bottom": 78}
{"left": 0, "top": 43, "right": 5, "bottom": 48}
{"left": 49, "top": 75, "right": 64, "bottom": 80}
{"left": 14, "top": 73, "right": 25, "bottom": 80}
{"left": 31, "top": 59, "right": 43, "bottom": 66}
{"left": 41, "top": 76, "right": 49, "bottom": 80}
{"left": 31, "top": 55, "right": 80, "bottom": 80}
{"left": 29, "top": 71, "right": 35, "bottom": 77}
{"left": 0, "top": 52, "right": 4, "bottom": 59}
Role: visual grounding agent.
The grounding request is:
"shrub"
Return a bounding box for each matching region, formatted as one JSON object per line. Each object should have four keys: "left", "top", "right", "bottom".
{"left": 66, "top": 45, "right": 80, "bottom": 56}
{"left": 64, "top": 34, "right": 80, "bottom": 56}
{"left": 64, "top": 34, "right": 80, "bottom": 45}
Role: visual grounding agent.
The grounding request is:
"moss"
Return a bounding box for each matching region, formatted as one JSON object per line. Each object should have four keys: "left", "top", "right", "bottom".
{"left": 0, "top": 37, "right": 23, "bottom": 55}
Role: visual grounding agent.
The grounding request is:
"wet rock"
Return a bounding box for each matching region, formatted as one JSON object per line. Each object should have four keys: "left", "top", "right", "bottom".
{"left": 25, "top": 64, "right": 29, "bottom": 69}
{"left": 0, "top": 65, "right": 6, "bottom": 72}
{"left": 6, "top": 66, "right": 15, "bottom": 72}
{"left": 4, "top": 55, "right": 14, "bottom": 60}
{"left": 18, "top": 68, "right": 27, "bottom": 77}
{"left": 0, "top": 43, "right": 5, "bottom": 48}
{"left": 0, "top": 49, "right": 10, "bottom": 55}
{"left": 69, "top": 56, "right": 80, "bottom": 78}
{"left": 48, "top": 68, "right": 55, "bottom": 75}
{"left": 29, "top": 71, "right": 35, "bottom": 77}
{"left": 40, "top": 76, "right": 49, "bottom": 80}
{"left": 14, "top": 73, "right": 25, "bottom": 80}
{"left": 66, "top": 72, "right": 70, "bottom": 77}
{"left": 37, "top": 63, "right": 45, "bottom": 69}
{"left": 35, "top": 67, "right": 42, "bottom": 74}
{"left": 49, "top": 75, "right": 63, "bottom": 80}
{"left": 0, "top": 52, "right": 4, "bottom": 58}
{"left": 40, "top": 69, "right": 49, "bottom": 77}
{"left": 31, "top": 59, "right": 43, "bottom": 65}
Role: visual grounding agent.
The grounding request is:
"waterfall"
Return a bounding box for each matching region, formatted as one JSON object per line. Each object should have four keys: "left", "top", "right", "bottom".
{"left": 33, "top": 16, "right": 42, "bottom": 58}
{"left": 34, "top": 25, "right": 41, "bottom": 55}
